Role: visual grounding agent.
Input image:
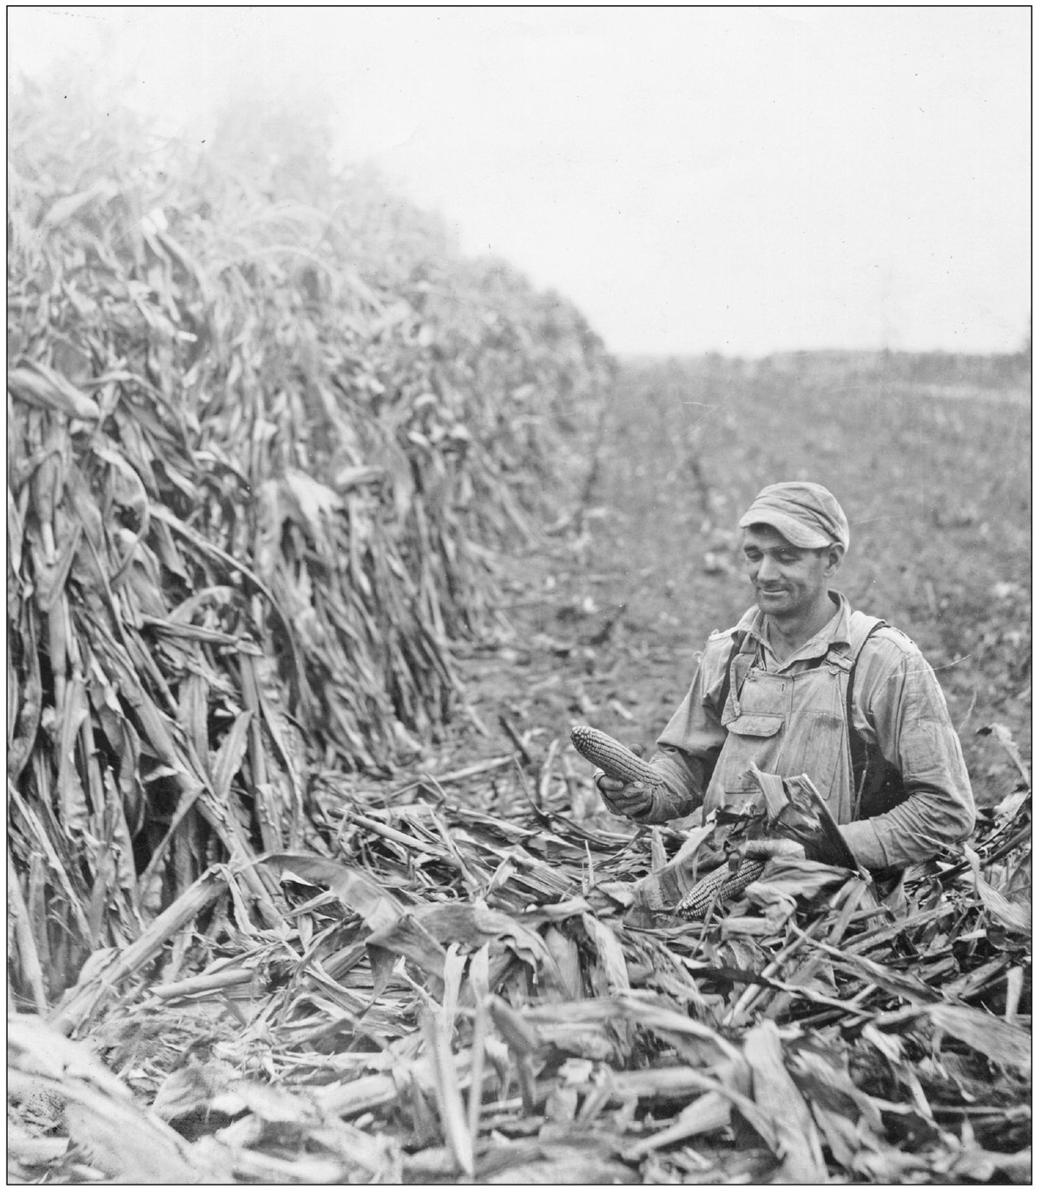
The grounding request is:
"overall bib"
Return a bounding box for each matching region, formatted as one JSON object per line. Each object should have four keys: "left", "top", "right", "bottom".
{"left": 703, "top": 629, "right": 870, "bottom": 826}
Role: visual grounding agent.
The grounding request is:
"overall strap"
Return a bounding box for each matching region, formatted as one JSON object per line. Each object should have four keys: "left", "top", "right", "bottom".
{"left": 714, "top": 613, "right": 879, "bottom": 723}
{"left": 713, "top": 631, "right": 755, "bottom": 720}
{"left": 845, "top": 615, "right": 889, "bottom": 811}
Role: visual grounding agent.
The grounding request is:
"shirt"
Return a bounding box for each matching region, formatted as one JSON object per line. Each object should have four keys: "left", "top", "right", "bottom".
{"left": 636, "top": 593, "right": 976, "bottom": 871}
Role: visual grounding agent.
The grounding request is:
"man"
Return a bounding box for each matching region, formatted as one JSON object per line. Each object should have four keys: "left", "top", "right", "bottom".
{"left": 596, "top": 481, "right": 975, "bottom": 883}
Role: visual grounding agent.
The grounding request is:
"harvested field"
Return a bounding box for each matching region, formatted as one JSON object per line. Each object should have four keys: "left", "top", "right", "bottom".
{"left": 7, "top": 79, "right": 1031, "bottom": 1185}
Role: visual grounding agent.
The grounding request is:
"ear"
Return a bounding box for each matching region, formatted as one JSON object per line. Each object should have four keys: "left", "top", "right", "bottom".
{"left": 822, "top": 544, "right": 845, "bottom": 576}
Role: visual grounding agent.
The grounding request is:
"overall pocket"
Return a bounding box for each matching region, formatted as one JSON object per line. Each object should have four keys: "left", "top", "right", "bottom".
{"left": 714, "top": 713, "right": 785, "bottom": 796}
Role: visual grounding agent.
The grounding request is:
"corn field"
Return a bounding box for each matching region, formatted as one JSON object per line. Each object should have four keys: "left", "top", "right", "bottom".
{"left": 7, "top": 82, "right": 1030, "bottom": 1183}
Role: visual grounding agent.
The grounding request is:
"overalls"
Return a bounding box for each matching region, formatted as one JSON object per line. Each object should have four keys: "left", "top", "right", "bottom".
{"left": 703, "top": 611, "right": 887, "bottom": 827}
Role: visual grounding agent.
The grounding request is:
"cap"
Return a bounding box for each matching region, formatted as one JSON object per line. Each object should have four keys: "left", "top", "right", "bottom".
{"left": 738, "top": 481, "right": 850, "bottom": 551}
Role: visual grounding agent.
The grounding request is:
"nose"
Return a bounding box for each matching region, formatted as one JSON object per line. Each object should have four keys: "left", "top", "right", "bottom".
{"left": 755, "top": 555, "right": 779, "bottom": 583}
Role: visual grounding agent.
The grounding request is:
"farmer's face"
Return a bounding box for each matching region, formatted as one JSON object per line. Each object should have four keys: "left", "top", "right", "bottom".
{"left": 741, "top": 525, "right": 840, "bottom": 619}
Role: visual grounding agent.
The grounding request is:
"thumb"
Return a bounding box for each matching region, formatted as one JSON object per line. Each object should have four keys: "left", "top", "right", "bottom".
{"left": 627, "top": 742, "right": 646, "bottom": 759}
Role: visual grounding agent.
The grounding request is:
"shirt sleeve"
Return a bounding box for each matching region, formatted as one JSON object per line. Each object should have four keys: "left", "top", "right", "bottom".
{"left": 838, "top": 630, "right": 977, "bottom": 869}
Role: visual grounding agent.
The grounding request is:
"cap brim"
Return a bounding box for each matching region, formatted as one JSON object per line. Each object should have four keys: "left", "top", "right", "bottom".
{"left": 738, "top": 506, "right": 831, "bottom": 549}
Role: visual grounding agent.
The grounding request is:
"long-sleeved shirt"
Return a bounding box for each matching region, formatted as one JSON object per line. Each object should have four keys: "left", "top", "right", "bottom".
{"left": 625, "top": 593, "right": 975, "bottom": 871}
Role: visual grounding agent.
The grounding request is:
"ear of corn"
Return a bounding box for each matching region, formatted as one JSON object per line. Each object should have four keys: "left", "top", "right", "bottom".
{"left": 674, "top": 857, "right": 766, "bottom": 919}
{"left": 570, "top": 725, "right": 663, "bottom": 787}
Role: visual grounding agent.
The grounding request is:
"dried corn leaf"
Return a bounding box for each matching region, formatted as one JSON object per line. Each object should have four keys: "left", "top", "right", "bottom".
{"left": 919, "top": 1004, "right": 1030, "bottom": 1071}
{"left": 743, "top": 1021, "right": 828, "bottom": 1181}
{"left": 266, "top": 853, "right": 406, "bottom": 933}
{"left": 9, "top": 1014, "right": 226, "bottom": 1182}
{"left": 9, "top": 361, "right": 101, "bottom": 422}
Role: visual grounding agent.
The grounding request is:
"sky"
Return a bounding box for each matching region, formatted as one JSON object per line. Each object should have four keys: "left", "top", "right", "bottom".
{"left": 9, "top": 6, "right": 1030, "bottom": 357}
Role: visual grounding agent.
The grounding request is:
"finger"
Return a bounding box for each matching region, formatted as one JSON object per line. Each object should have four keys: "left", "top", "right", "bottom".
{"left": 620, "top": 797, "right": 653, "bottom": 814}
{"left": 613, "top": 792, "right": 654, "bottom": 815}
{"left": 744, "top": 838, "right": 804, "bottom": 860}
{"left": 743, "top": 839, "right": 784, "bottom": 858}
{"left": 741, "top": 839, "right": 772, "bottom": 859}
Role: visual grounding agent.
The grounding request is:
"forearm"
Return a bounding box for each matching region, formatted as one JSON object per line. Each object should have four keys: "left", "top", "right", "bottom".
{"left": 850, "top": 639, "right": 977, "bottom": 870}
{"left": 840, "top": 784, "right": 976, "bottom": 870}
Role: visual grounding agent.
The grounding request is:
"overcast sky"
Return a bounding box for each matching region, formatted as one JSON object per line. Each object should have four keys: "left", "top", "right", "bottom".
{"left": 10, "top": 6, "right": 1030, "bottom": 357}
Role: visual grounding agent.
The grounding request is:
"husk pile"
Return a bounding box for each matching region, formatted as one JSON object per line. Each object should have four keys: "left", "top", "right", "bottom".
{"left": 8, "top": 81, "right": 611, "bottom": 998}
{"left": 9, "top": 735, "right": 1030, "bottom": 1183}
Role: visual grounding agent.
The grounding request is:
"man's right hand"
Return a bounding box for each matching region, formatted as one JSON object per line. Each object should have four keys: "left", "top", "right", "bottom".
{"left": 596, "top": 773, "right": 656, "bottom": 819}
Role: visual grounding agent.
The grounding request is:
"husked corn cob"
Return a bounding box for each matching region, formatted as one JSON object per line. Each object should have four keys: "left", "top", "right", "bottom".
{"left": 674, "top": 857, "right": 766, "bottom": 919}
{"left": 569, "top": 725, "right": 662, "bottom": 786}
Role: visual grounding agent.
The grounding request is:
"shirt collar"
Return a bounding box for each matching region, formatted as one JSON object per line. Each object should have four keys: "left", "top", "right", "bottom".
{"left": 734, "top": 591, "right": 852, "bottom": 659}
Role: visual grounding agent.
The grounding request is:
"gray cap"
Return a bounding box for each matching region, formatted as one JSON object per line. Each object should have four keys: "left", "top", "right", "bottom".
{"left": 738, "top": 481, "right": 850, "bottom": 550}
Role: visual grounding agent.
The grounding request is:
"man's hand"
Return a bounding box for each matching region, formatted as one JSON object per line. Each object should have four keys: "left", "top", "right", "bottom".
{"left": 741, "top": 837, "right": 807, "bottom": 861}
{"left": 595, "top": 773, "right": 656, "bottom": 820}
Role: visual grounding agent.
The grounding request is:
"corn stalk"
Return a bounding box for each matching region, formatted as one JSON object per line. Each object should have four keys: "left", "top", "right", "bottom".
{"left": 7, "top": 77, "right": 613, "bottom": 1003}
